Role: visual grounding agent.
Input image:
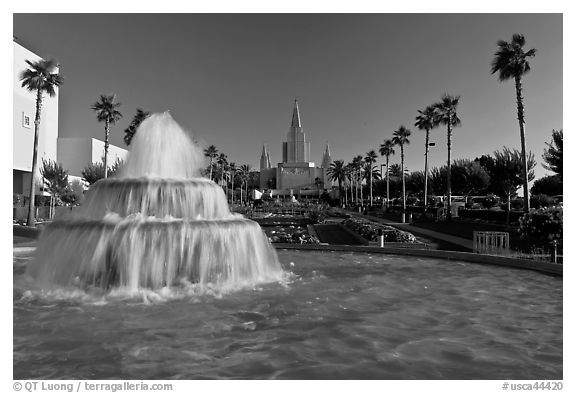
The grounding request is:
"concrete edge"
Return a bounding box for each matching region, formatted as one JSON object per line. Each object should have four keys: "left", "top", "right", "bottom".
{"left": 273, "top": 243, "right": 563, "bottom": 276}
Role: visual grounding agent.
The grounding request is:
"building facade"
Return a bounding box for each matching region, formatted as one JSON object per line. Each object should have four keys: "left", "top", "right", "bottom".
{"left": 260, "top": 100, "right": 332, "bottom": 197}
{"left": 13, "top": 41, "right": 59, "bottom": 196}
{"left": 13, "top": 40, "right": 128, "bottom": 196}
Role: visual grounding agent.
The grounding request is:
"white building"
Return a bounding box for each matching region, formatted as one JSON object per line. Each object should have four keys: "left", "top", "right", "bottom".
{"left": 13, "top": 40, "right": 128, "bottom": 195}
{"left": 13, "top": 40, "right": 59, "bottom": 196}
{"left": 58, "top": 138, "right": 128, "bottom": 178}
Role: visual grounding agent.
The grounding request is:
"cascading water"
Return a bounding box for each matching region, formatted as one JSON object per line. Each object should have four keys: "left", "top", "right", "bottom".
{"left": 27, "top": 112, "right": 283, "bottom": 293}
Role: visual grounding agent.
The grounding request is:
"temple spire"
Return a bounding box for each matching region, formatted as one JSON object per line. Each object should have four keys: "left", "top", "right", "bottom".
{"left": 260, "top": 144, "right": 270, "bottom": 169}
{"left": 291, "top": 99, "right": 302, "bottom": 128}
{"left": 321, "top": 143, "right": 332, "bottom": 168}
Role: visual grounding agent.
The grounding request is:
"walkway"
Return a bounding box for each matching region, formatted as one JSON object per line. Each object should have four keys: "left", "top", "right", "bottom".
{"left": 343, "top": 210, "right": 474, "bottom": 252}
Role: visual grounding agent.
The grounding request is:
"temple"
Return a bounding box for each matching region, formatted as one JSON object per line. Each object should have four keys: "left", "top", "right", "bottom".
{"left": 259, "top": 100, "right": 332, "bottom": 199}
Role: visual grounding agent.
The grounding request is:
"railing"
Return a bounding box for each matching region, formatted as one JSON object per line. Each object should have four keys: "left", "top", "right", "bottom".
{"left": 473, "top": 231, "right": 510, "bottom": 255}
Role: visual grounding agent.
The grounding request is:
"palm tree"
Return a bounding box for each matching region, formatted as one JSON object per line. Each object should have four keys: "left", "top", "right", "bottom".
{"left": 216, "top": 153, "right": 228, "bottom": 187}
{"left": 228, "top": 162, "right": 236, "bottom": 204}
{"left": 124, "top": 108, "right": 150, "bottom": 146}
{"left": 491, "top": 34, "right": 536, "bottom": 214}
{"left": 344, "top": 163, "right": 355, "bottom": 204}
{"left": 203, "top": 145, "right": 219, "bottom": 180}
{"left": 19, "top": 58, "right": 64, "bottom": 227}
{"left": 91, "top": 94, "right": 123, "bottom": 179}
{"left": 433, "top": 94, "right": 461, "bottom": 221}
{"left": 392, "top": 126, "right": 411, "bottom": 223}
{"left": 364, "top": 150, "right": 378, "bottom": 206}
{"left": 379, "top": 139, "right": 395, "bottom": 209}
{"left": 415, "top": 105, "right": 438, "bottom": 210}
{"left": 352, "top": 155, "right": 364, "bottom": 206}
{"left": 239, "top": 164, "right": 251, "bottom": 205}
{"left": 327, "top": 160, "right": 346, "bottom": 205}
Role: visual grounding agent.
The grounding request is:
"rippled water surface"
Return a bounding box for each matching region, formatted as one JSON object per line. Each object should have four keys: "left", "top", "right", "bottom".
{"left": 14, "top": 250, "right": 562, "bottom": 379}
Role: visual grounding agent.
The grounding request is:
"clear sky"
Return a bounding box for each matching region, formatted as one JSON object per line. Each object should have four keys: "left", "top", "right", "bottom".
{"left": 13, "top": 13, "right": 562, "bottom": 181}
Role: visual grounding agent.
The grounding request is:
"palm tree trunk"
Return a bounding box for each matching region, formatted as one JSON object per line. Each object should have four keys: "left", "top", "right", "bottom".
{"left": 386, "top": 156, "right": 390, "bottom": 209}
{"left": 515, "top": 75, "right": 530, "bottom": 213}
{"left": 369, "top": 169, "right": 373, "bottom": 206}
{"left": 27, "top": 90, "right": 43, "bottom": 227}
{"left": 209, "top": 158, "right": 213, "bottom": 181}
{"left": 360, "top": 172, "right": 364, "bottom": 207}
{"left": 401, "top": 146, "right": 406, "bottom": 223}
{"left": 103, "top": 120, "right": 110, "bottom": 179}
{"left": 424, "top": 129, "right": 430, "bottom": 213}
{"left": 446, "top": 122, "right": 452, "bottom": 221}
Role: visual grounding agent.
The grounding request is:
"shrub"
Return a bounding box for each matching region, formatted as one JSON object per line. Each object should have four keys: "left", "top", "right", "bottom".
{"left": 342, "top": 218, "right": 416, "bottom": 243}
{"left": 307, "top": 208, "right": 327, "bottom": 224}
{"left": 482, "top": 194, "right": 499, "bottom": 209}
{"left": 518, "top": 206, "right": 562, "bottom": 251}
{"left": 530, "top": 194, "right": 555, "bottom": 209}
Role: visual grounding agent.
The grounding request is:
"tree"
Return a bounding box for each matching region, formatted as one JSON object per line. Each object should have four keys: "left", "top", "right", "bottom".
{"left": 203, "top": 145, "right": 218, "bottom": 180}
{"left": 451, "top": 159, "right": 490, "bottom": 196}
{"left": 124, "top": 108, "right": 150, "bottom": 146}
{"left": 433, "top": 94, "right": 461, "bottom": 220}
{"left": 392, "top": 126, "right": 411, "bottom": 222}
{"left": 314, "top": 177, "right": 324, "bottom": 199}
{"left": 379, "top": 139, "right": 395, "bottom": 208}
{"left": 229, "top": 162, "right": 236, "bottom": 204}
{"left": 82, "top": 161, "right": 106, "bottom": 185}
{"left": 91, "top": 94, "right": 123, "bottom": 179}
{"left": 19, "top": 58, "right": 64, "bottom": 227}
{"left": 327, "top": 160, "right": 346, "bottom": 204}
{"left": 491, "top": 33, "right": 536, "bottom": 213}
{"left": 352, "top": 155, "right": 364, "bottom": 205}
{"left": 415, "top": 105, "right": 438, "bottom": 207}
{"left": 40, "top": 159, "right": 69, "bottom": 219}
{"left": 489, "top": 147, "right": 536, "bottom": 223}
{"left": 388, "top": 163, "right": 403, "bottom": 177}
{"left": 531, "top": 175, "right": 562, "bottom": 197}
{"left": 542, "top": 129, "right": 562, "bottom": 179}
{"left": 81, "top": 158, "right": 123, "bottom": 185}
{"left": 237, "top": 164, "right": 251, "bottom": 205}
{"left": 60, "top": 179, "right": 85, "bottom": 206}
{"left": 364, "top": 150, "right": 378, "bottom": 206}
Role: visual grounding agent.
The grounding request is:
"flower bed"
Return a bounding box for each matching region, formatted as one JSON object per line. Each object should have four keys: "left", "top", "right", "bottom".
{"left": 342, "top": 218, "right": 417, "bottom": 243}
{"left": 261, "top": 225, "right": 320, "bottom": 244}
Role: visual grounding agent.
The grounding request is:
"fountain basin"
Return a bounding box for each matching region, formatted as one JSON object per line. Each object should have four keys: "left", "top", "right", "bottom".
{"left": 14, "top": 249, "right": 562, "bottom": 379}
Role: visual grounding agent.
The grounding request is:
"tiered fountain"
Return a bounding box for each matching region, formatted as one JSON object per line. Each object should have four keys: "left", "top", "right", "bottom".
{"left": 27, "top": 112, "right": 283, "bottom": 293}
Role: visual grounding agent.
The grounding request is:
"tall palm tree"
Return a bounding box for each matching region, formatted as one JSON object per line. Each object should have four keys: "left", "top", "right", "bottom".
{"left": 434, "top": 94, "right": 461, "bottom": 221}
{"left": 239, "top": 164, "right": 251, "bottom": 205}
{"left": 91, "top": 94, "right": 122, "bottom": 179}
{"left": 415, "top": 105, "right": 438, "bottom": 210}
{"left": 203, "top": 145, "right": 219, "bottom": 180}
{"left": 327, "top": 160, "right": 346, "bottom": 205}
{"left": 229, "top": 162, "right": 236, "bottom": 204}
{"left": 364, "top": 150, "right": 378, "bottom": 206}
{"left": 392, "top": 126, "right": 411, "bottom": 223}
{"left": 352, "top": 155, "right": 364, "bottom": 206}
{"left": 491, "top": 33, "right": 536, "bottom": 214}
{"left": 379, "top": 139, "right": 395, "bottom": 209}
{"left": 20, "top": 58, "right": 64, "bottom": 227}
{"left": 123, "top": 108, "right": 150, "bottom": 146}
{"left": 216, "top": 153, "right": 228, "bottom": 187}
{"left": 344, "top": 162, "right": 355, "bottom": 204}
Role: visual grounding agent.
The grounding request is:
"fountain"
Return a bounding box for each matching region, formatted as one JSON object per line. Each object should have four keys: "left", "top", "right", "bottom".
{"left": 27, "top": 112, "right": 284, "bottom": 293}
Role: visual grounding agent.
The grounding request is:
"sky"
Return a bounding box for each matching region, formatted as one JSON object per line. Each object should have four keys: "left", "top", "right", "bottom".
{"left": 12, "top": 13, "right": 562, "bottom": 181}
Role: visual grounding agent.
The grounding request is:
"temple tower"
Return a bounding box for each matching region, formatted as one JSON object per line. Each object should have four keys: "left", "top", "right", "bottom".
{"left": 282, "top": 100, "right": 311, "bottom": 164}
